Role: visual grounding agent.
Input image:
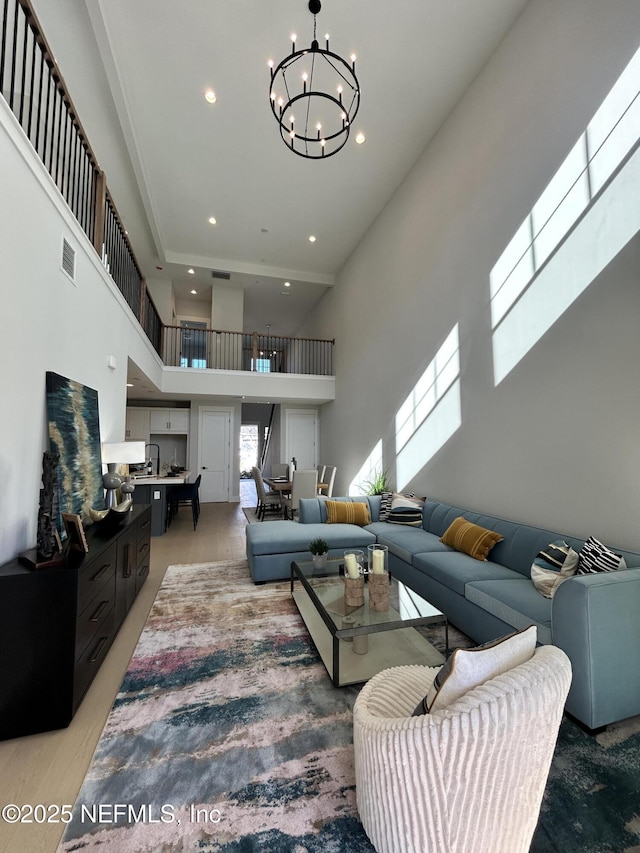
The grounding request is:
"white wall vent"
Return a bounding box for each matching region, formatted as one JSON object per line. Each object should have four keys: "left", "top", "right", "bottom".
{"left": 61, "top": 237, "right": 76, "bottom": 282}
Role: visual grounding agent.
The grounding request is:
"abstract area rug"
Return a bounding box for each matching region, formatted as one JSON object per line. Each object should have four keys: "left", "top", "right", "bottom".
{"left": 58, "top": 560, "right": 372, "bottom": 852}
{"left": 58, "top": 561, "right": 640, "bottom": 853}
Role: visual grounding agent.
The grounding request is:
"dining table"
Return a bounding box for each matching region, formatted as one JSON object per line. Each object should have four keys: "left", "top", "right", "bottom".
{"left": 264, "top": 476, "right": 328, "bottom": 495}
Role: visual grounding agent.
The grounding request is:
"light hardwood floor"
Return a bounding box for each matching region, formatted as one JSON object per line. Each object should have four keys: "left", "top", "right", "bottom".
{"left": 0, "top": 483, "right": 257, "bottom": 853}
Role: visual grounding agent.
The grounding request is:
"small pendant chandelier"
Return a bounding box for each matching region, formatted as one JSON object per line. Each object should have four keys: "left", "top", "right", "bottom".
{"left": 268, "top": 0, "right": 360, "bottom": 159}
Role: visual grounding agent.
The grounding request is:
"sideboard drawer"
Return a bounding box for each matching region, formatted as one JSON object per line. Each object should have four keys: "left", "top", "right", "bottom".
{"left": 137, "top": 512, "right": 152, "bottom": 543}
{"left": 77, "top": 541, "right": 117, "bottom": 613}
{"left": 73, "top": 604, "right": 116, "bottom": 712}
{"left": 135, "top": 536, "right": 150, "bottom": 566}
{"left": 76, "top": 573, "right": 116, "bottom": 662}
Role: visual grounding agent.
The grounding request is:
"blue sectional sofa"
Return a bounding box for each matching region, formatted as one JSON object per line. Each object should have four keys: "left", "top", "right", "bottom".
{"left": 245, "top": 495, "right": 640, "bottom": 731}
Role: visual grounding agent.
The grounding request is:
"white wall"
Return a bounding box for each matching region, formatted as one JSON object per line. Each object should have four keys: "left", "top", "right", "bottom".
{"left": 146, "top": 278, "right": 175, "bottom": 325}
{"left": 301, "top": 0, "right": 640, "bottom": 548}
{"left": 0, "top": 101, "right": 163, "bottom": 563}
{"left": 212, "top": 284, "right": 243, "bottom": 330}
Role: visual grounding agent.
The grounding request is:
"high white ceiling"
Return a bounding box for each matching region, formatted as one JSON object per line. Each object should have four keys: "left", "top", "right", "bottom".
{"left": 70, "top": 0, "right": 530, "bottom": 337}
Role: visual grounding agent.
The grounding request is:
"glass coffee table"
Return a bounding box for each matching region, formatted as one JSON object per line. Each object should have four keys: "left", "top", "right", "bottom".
{"left": 291, "top": 559, "right": 448, "bottom": 687}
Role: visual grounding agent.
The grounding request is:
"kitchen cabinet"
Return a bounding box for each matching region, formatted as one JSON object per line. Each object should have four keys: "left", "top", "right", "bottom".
{"left": 125, "top": 407, "right": 150, "bottom": 441}
{"left": 148, "top": 408, "right": 189, "bottom": 433}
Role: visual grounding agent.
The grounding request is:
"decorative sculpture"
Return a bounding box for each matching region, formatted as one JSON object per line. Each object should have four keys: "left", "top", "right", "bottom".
{"left": 19, "top": 450, "right": 66, "bottom": 569}
{"left": 36, "top": 450, "right": 60, "bottom": 559}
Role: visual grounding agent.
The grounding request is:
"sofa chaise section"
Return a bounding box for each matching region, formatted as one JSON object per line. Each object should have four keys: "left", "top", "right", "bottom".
{"left": 246, "top": 518, "right": 375, "bottom": 583}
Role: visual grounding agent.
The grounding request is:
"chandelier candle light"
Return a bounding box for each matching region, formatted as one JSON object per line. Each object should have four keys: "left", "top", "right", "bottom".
{"left": 268, "top": 0, "right": 360, "bottom": 158}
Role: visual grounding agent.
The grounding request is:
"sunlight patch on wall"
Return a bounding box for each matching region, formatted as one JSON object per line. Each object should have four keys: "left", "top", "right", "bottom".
{"left": 490, "top": 46, "right": 640, "bottom": 385}
{"left": 493, "top": 146, "right": 640, "bottom": 385}
{"left": 349, "top": 440, "right": 383, "bottom": 496}
{"left": 397, "top": 380, "right": 462, "bottom": 491}
{"left": 395, "top": 325, "right": 461, "bottom": 491}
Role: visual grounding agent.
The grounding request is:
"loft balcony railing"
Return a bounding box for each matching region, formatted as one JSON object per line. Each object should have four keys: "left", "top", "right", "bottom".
{"left": 1, "top": 0, "right": 333, "bottom": 378}
{"left": 163, "top": 327, "right": 334, "bottom": 376}
{"left": 1, "top": 0, "right": 162, "bottom": 353}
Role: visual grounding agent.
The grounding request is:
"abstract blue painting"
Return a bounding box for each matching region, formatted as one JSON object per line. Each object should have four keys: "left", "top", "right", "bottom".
{"left": 46, "top": 371, "right": 103, "bottom": 533}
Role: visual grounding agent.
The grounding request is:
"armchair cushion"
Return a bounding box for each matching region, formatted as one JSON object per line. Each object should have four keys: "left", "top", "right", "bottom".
{"left": 413, "top": 625, "right": 537, "bottom": 714}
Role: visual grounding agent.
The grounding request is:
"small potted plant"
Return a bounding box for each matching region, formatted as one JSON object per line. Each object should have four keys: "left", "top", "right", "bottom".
{"left": 309, "top": 536, "right": 329, "bottom": 568}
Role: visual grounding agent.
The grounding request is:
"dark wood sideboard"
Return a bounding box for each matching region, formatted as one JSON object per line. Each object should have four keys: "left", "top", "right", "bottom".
{"left": 0, "top": 503, "right": 151, "bottom": 740}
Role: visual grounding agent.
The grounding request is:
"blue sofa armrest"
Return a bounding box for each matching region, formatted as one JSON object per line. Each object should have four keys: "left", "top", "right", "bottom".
{"left": 552, "top": 568, "right": 640, "bottom": 729}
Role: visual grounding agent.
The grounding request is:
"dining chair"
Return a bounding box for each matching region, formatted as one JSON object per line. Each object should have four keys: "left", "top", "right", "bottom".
{"left": 316, "top": 464, "right": 326, "bottom": 493}
{"left": 323, "top": 465, "right": 336, "bottom": 497}
{"left": 252, "top": 466, "right": 281, "bottom": 521}
{"left": 282, "top": 469, "right": 318, "bottom": 519}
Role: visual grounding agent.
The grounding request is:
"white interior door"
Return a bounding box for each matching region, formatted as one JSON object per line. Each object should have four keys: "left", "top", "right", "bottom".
{"left": 198, "top": 408, "right": 232, "bottom": 502}
{"left": 285, "top": 409, "right": 318, "bottom": 469}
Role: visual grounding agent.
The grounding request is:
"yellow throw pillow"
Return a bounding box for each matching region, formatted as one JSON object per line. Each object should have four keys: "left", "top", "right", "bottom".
{"left": 325, "top": 500, "right": 372, "bottom": 526}
{"left": 440, "top": 516, "right": 503, "bottom": 561}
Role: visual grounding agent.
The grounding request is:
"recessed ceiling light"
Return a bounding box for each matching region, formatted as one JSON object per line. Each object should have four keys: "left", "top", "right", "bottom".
{"left": 308, "top": 235, "right": 316, "bottom": 243}
{"left": 188, "top": 268, "right": 195, "bottom": 274}
{"left": 284, "top": 281, "right": 291, "bottom": 287}
{"left": 355, "top": 131, "right": 366, "bottom": 145}
{"left": 126, "top": 383, "right": 134, "bottom": 387}
{"left": 208, "top": 217, "right": 217, "bottom": 225}
{"left": 191, "top": 289, "right": 197, "bottom": 294}
{"left": 204, "top": 89, "right": 216, "bottom": 104}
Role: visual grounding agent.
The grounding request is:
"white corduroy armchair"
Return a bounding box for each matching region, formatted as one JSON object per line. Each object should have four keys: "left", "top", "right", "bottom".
{"left": 353, "top": 645, "right": 571, "bottom": 853}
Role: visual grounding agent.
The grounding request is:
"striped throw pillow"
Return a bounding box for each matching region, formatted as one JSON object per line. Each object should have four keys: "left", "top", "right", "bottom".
{"left": 325, "top": 500, "right": 371, "bottom": 526}
{"left": 440, "top": 516, "right": 503, "bottom": 561}
{"left": 378, "top": 491, "right": 393, "bottom": 521}
{"left": 384, "top": 493, "right": 425, "bottom": 526}
{"left": 387, "top": 507, "right": 422, "bottom": 526}
{"left": 531, "top": 540, "right": 579, "bottom": 598}
{"left": 577, "top": 536, "right": 626, "bottom": 574}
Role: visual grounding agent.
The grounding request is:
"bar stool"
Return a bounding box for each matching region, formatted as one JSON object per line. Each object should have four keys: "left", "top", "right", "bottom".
{"left": 167, "top": 474, "right": 201, "bottom": 530}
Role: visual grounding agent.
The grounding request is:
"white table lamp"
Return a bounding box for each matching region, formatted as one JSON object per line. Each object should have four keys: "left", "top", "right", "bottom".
{"left": 101, "top": 441, "right": 146, "bottom": 508}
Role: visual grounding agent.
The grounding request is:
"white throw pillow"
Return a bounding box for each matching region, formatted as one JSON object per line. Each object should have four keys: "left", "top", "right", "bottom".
{"left": 413, "top": 625, "right": 537, "bottom": 715}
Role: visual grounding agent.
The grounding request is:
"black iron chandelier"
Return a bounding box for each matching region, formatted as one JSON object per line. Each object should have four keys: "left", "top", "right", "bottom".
{"left": 268, "top": 0, "right": 360, "bottom": 159}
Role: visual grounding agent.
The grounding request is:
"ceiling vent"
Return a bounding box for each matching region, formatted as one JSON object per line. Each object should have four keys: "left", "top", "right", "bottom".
{"left": 61, "top": 237, "right": 76, "bottom": 282}
{"left": 211, "top": 270, "right": 231, "bottom": 280}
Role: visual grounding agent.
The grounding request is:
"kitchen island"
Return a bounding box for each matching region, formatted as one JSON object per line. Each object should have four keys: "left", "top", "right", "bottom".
{"left": 132, "top": 471, "right": 191, "bottom": 536}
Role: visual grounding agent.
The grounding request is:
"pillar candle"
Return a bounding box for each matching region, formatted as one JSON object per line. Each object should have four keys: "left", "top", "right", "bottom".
{"left": 345, "top": 553, "right": 359, "bottom": 578}
{"left": 372, "top": 549, "right": 385, "bottom": 574}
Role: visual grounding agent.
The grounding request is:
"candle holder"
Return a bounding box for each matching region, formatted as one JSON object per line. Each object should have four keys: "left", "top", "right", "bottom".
{"left": 344, "top": 549, "right": 365, "bottom": 576}
{"left": 368, "top": 570, "right": 390, "bottom": 612}
{"left": 368, "top": 543, "right": 388, "bottom": 575}
{"left": 344, "top": 575, "right": 365, "bottom": 608}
